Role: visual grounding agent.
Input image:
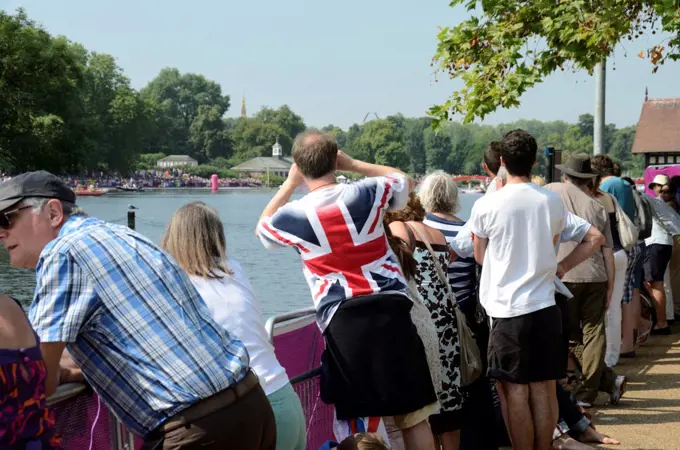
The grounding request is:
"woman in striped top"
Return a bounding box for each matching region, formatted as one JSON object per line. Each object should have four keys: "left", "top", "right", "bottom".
{"left": 419, "top": 171, "right": 500, "bottom": 450}
{"left": 420, "top": 172, "right": 477, "bottom": 314}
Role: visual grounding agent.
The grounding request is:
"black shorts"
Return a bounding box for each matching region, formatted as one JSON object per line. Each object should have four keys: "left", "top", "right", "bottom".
{"left": 488, "top": 305, "right": 564, "bottom": 384}
{"left": 429, "top": 409, "right": 461, "bottom": 435}
{"left": 644, "top": 244, "right": 673, "bottom": 282}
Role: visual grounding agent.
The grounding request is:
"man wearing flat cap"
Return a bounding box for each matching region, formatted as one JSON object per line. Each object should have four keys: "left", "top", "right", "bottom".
{"left": 545, "top": 154, "right": 627, "bottom": 408}
{"left": 0, "top": 171, "right": 276, "bottom": 449}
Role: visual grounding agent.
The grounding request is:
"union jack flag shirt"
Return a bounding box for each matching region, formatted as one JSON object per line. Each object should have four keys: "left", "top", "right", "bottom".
{"left": 258, "top": 174, "right": 411, "bottom": 330}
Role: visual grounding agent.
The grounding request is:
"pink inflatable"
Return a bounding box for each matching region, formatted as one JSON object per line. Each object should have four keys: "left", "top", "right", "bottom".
{"left": 211, "top": 174, "right": 218, "bottom": 192}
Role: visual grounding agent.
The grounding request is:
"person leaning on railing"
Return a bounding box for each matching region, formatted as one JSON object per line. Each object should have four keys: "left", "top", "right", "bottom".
{"left": 0, "top": 171, "right": 276, "bottom": 450}
{"left": 0, "top": 294, "right": 62, "bottom": 449}
{"left": 162, "top": 201, "right": 307, "bottom": 450}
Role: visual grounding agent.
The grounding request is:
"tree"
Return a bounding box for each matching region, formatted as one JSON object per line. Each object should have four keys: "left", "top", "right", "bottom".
{"left": 405, "top": 118, "right": 429, "bottom": 174}
{"left": 79, "top": 51, "right": 153, "bottom": 173}
{"left": 0, "top": 9, "right": 87, "bottom": 172}
{"left": 189, "top": 105, "right": 233, "bottom": 162}
{"left": 255, "top": 105, "right": 306, "bottom": 150}
{"left": 429, "top": 1, "right": 679, "bottom": 125}
{"left": 141, "top": 68, "right": 230, "bottom": 156}
{"left": 322, "top": 125, "right": 348, "bottom": 149}
{"left": 231, "top": 118, "right": 290, "bottom": 162}
{"left": 355, "top": 120, "right": 409, "bottom": 170}
{"left": 425, "top": 128, "right": 453, "bottom": 172}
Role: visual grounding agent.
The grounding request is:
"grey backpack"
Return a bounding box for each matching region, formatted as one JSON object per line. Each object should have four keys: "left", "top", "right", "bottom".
{"left": 631, "top": 188, "right": 654, "bottom": 241}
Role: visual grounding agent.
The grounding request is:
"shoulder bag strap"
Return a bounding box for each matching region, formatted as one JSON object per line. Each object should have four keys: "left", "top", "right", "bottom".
{"left": 408, "top": 224, "right": 457, "bottom": 304}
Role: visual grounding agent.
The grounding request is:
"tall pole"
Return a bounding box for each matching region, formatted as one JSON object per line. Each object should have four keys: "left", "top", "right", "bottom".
{"left": 593, "top": 59, "right": 606, "bottom": 155}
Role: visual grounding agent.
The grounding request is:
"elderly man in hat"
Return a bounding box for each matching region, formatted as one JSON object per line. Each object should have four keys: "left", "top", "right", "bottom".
{"left": 0, "top": 171, "right": 276, "bottom": 449}
{"left": 545, "top": 154, "right": 626, "bottom": 407}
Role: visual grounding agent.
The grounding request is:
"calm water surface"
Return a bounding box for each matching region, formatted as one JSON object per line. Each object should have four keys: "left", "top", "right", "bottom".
{"left": 2, "top": 189, "right": 480, "bottom": 317}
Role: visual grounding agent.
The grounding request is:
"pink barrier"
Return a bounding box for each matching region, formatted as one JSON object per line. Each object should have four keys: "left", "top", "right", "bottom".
{"left": 51, "top": 391, "right": 111, "bottom": 450}
{"left": 273, "top": 320, "right": 334, "bottom": 449}
{"left": 52, "top": 318, "right": 334, "bottom": 450}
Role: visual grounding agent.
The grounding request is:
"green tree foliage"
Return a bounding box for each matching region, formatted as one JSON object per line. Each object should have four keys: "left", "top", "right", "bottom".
{"left": 141, "top": 68, "right": 230, "bottom": 160}
{"left": 0, "top": 9, "right": 86, "bottom": 172}
{"left": 429, "top": 1, "right": 680, "bottom": 125}
{"left": 255, "top": 105, "right": 306, "bottom": 145}
{"left": 135, "top": 153, "right": 166, "bottom": 170}
{"left": 0, "top": 8, "right": 644, "bottom": 177}
{"left": 230, "top": 118, "right": 291, "bottom": 163}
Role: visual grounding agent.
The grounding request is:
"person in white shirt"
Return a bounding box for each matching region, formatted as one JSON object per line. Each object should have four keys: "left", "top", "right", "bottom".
{"left": 482, "top": 141, "right": 504, "bottom": 194}
{"left": 162, "top": 202, "right": 306, "bottom": 450}
{"left": 468, "top": 130, "right": 604, "bottom": 450}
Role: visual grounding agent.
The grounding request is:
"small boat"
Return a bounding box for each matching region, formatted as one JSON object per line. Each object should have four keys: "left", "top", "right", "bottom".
{"left": 116, "top": 186, "right": 144, "bottom": 192}
{"left": 74, "top": 189, "right": 108, "bottom": 197}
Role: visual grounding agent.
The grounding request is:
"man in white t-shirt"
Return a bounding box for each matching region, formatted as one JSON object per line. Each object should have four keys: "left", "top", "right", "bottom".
{"left": 468, "top": 130, "right": 603, "bottom": 450}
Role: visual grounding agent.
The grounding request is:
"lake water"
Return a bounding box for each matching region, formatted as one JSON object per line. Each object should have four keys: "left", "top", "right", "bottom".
{"left": 1, "top": 188, "right": 480, "bottom": 317}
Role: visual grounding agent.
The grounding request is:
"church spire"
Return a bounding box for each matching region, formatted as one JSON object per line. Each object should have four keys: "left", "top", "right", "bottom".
{"left": 241, "top": 95, "right": 247, "bottom": 118}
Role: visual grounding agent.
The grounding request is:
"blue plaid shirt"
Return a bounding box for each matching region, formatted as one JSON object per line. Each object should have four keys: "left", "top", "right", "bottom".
{"left": 29, "top": 215, "right": 250, "bottom": 437}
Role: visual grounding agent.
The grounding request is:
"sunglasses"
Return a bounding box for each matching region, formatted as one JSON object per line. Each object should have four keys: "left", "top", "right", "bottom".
{"left": 0, "top": 205, "right": 31, "bottom": 230}
{"left": 661, "top": 189, "right": 673, "bottom": 194}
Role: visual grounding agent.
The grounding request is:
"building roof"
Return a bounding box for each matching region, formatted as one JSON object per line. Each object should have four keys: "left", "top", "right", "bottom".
{"left": 632, "top": 98, "right": 680, "bottom": 154}
{"left": 231, "top": 156, "right": 293, "bottom": 171}
{"left": 158, "top": 155, "right": 198, "bottom": 162}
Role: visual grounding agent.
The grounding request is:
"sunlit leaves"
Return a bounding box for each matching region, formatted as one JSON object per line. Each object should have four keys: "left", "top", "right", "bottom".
{"left": 430, "top": 0, "right": 680, "bottom": 127}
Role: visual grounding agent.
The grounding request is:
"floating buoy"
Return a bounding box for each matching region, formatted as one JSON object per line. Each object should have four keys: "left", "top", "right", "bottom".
{"left": 211, "top": 174, "right": 219, "bottom": 192}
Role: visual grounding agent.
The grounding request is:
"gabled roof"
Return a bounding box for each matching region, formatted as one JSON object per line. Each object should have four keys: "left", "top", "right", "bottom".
{"left": 158, "top": 155, "right": 198, "bottom": 162}
{"left": 231, "top": 157, "right": 293, "bottom": 171}
{"left": 632, "top": 98, "right": 680, "bottom": 154}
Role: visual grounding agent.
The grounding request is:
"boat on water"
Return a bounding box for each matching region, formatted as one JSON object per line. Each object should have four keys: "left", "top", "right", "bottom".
{"left": 116, "top": 186, "right": 144, "bottom": 192}
{"left": 74, "top": 189, "right": 108, "bottom": 197}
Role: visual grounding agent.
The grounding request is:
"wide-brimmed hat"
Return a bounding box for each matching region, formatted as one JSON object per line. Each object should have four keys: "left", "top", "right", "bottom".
{"left": 649, "top": 174, "right": 670, "bottom": 189}
{"left": 556, "top": 153, "right": 597, "bottom": 179}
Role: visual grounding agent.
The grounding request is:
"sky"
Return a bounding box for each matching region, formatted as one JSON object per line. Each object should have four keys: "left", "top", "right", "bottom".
{"left": 4, "top": 0, "right": 680, "bottom": 129}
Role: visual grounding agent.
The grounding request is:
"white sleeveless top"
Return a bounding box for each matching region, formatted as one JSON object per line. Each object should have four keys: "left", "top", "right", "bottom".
{"left": 190, "top": 258, "right": 289, "bottom": 396}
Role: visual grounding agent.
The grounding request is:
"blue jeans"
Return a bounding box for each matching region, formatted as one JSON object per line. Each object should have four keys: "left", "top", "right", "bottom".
{"left": 267, "top": 383, "right": 306, "bottom": 450}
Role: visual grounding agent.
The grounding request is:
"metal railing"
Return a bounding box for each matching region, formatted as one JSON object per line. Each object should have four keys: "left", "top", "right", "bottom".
{"left": 50, "top": 308, "right": 333, "bottom": 450}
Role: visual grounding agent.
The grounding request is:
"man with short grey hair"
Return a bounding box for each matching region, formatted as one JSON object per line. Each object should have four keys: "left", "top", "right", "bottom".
{"left": 0, "top": 171, "right": 276, "bottom": 449}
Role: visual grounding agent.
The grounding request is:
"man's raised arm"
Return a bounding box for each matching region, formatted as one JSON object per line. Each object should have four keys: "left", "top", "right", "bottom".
{"left": 337, "top": 151, "right": 414, "bottom": 192}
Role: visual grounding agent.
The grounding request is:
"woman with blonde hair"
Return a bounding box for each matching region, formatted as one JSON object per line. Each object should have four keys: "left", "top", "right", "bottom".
{"left": 162, "top": 201, "right": 306, "bottom": 450}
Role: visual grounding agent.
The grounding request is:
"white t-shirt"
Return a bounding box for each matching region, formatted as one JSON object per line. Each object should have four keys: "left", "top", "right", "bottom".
{"left": 190, "top": 258, "right": 289, "bottom": 396}
{"left": 468, "top": 183, "right": 566, "bottom": 318}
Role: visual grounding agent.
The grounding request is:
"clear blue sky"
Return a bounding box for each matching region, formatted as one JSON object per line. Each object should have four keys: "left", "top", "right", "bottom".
{"left": 5, "top": 0, "right": 680, "bottom": 129}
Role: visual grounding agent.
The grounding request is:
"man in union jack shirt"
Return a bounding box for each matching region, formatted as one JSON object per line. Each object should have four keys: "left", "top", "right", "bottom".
{"left": 257, "top": 129, "right": 439, "bottom": 448}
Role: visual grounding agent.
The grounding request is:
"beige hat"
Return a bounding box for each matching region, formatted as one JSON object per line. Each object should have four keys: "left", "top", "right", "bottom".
{"left": 649, "top": 174, "right": 671, "bottom": 189}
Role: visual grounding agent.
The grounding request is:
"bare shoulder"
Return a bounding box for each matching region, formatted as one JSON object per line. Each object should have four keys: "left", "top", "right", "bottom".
{"left": 0, "top": 295, "right": 36, "bottom": 349}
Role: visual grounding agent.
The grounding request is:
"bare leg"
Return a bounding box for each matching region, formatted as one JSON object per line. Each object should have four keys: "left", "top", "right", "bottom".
{"left": 621, "top": 300, "right": 637, "bottom": 353}
{"left": 440, "top": 430, "right": 460, "bottom": 450}
{"left": 529, "top": 380, "right": 558, "bottom": 450}
{"left": 649, "top": 281, "right": 668, "bottom": 328}
{"left": 496, "top": 382, "right": 511, "bottom": 437}
{"left": 401, "top": 419, "right": 436, "bottom": 450}
{"left": 499, "top": 381, "right": 534, "bottom": 450}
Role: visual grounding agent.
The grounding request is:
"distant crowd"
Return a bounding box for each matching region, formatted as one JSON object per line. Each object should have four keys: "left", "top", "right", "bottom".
{"left": 1, "top": 169, "right": 263, "bottom": 189}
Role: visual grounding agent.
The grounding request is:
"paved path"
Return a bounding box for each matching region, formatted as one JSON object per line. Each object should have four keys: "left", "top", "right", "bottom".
{"left": 592, "top": 332, "right": 680, "bottom": 449}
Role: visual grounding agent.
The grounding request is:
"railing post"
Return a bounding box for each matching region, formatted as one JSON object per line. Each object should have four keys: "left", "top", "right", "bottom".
{"left": 110, "top": 411, "right": 122, "bottom": 450}
{"left": 127, "top": 210, "right": 136, "bottom": 230}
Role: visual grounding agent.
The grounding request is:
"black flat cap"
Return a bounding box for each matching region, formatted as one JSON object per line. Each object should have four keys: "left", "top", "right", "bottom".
{"left": 0, "top": 171, "right": 76, "bottom": 212}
